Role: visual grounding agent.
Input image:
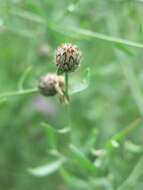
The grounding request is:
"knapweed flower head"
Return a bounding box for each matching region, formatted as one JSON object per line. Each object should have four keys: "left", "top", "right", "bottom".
{"left": 38, "top": 73, "right": 64, "bottom": 96}
{"left": 56, "top": 43, "right": 81, "bottom": 74}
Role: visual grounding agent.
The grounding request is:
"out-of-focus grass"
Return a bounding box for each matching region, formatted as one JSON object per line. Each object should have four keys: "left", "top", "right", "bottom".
{"left": 0, "top": 0, "right": 143, "bottom": 190}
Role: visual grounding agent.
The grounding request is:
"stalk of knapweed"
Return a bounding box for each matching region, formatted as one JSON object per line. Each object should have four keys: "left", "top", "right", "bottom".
{"left": 55, "top": 43, "right": 81, "bottom": 102}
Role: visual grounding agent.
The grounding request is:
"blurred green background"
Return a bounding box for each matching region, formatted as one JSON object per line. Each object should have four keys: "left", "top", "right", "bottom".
{"left": 0, "top": 0, "right": 143, "bottom": 190}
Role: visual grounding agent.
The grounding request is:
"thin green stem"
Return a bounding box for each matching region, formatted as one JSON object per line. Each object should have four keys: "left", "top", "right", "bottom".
{"left": 65, "top": 72, "right": 69, "bottom": 99}
{"left": 18, "top": 66, "right": 32, "bottom": 90}
{"left": 65, "top": 103, "right": 71, "bottom": 127}
{"left": 11, "top": 9, "right": 143, "bottom": 49}
{"left": 64, "top": 72, "right": 71, "bottom": 127}
{"left": 0, "top": 88, "right": 38, "bottom": 100}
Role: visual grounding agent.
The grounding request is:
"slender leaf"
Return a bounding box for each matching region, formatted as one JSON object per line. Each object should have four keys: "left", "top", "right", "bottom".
{"left": 28, "top": 158, "right": 65, "bottom": 177}
{"left": 18, "top": 66, "right": 32, "bottom": 90}
{"left": 51, "top": 25, "right": 143, "bottom": 48}
{"left": 106, "top": 118, "right": 141, "bottom": 151}
{"left": 60, "top": 168, "right": 88, "bottom": 189}
{"left": 70, "top": 144, "right": 96, "bottom": 173}
{"left": 70, "top": 68, "right": 90, "bottom": 95}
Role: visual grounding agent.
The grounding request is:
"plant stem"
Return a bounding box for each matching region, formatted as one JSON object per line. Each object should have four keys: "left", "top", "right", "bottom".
{"left": 0, "top": 88, "right": 38, "bottom": 100}
{"left": 64, "top": 72, "right": 71, "bottom": 128}
{"left": 65, "top": 72, "right": 69, "bottom": 100}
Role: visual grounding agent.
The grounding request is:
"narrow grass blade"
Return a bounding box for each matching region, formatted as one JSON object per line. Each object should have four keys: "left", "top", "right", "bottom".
{"left": 9, "top": 8, "right": 143, "bottom": 48}
{"left": 41, "top": 122, "right": 70, "bottom": 149}
{"left": 116, "top": 50, "right": 143, "bottom": 117}
{"left": 41, "top": 122, "right": 57, "bottom": 149}
{"left": 10, "top": 9, "right": 46, "bottom": 24}
{"left": 57, "top": 127, "right": 71, "bottom": 134}
{"left": 41, "top": 122, "right": 71, "bottom": 134}
{"left": 51, "top": 25, "right": 143, "bottom": 49}
{"left": 117, "top": 156, "right": 143, "bottom": 190}
{"left": 28, "top": 158, "right": 65, "bottom": 177}
{"left": 125, "top": 141, "right": 142, "bottom": 153}
{"left": 18, "top": 66, "right": 32, "bottom": 90}
{"left": 60, "top": 168, "right": 88, "bottom": 189}
{"left": 70, "top": 144, "right": 96, "bottom": 173}
{"left": 106, "top": 118, "right": 141, "bottom": 151}
{"left": 0, "top": 88, "right": 38, "bottom": 100}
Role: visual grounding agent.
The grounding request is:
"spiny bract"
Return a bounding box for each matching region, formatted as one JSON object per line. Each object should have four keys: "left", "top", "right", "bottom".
{"left": 56, "top": 43, "right": 81, "bottom": 74}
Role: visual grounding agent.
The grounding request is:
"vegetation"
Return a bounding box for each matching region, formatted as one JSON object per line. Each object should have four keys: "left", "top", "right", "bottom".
{"left": 0, "top": 0, "right": 143, "bottom": 190}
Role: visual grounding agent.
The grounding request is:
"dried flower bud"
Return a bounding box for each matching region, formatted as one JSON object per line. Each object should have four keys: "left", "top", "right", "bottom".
{"left": 56, "top": 43, "right": 81, "bottom": 74}
{"left": 38, "top": 74, "right": 64, "bottom": 96}
{"left": 38, "top": 74, "right": 69, "bottom": 104}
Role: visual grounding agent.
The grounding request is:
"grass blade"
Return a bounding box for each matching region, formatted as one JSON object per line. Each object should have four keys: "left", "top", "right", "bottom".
{"left": 106, "top": 118, "right": 141, "bottom": 151}
{"left": 70, "top": 144, "right": 96, "bottom": 173}
{"left": 0, "top": 88, "right": 38, "bottom": 100}
{"left": 28, "top": 158, "right": 65, "bottom": 177}
{"left": 116, "top": 50, "right": 143, "bottom": 117}
{"left": 51, "top": 25, "right": 143, "bottom": 48}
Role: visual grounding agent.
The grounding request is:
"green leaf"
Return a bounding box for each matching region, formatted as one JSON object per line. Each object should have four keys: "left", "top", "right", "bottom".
{"left": 41, "top": 122, "right": 57, "bottom": 149}
{"left": 41, "top": 122, "right": 71, "bottom": 149}
{"left": 0, "top": 88, "right": 38, "bottom": 100}
{"left": 90, "top": 178, "right": 113, "bottom": 190}
{"left": 69, "top": 144, "right": 96, "bottom": 173}
{"left": 116, "top": 49, "right": 143, "bottom": 117}
{"left": 9, "top": 8, "right": 143, "bottom": 49}
{"left": 28, "top": 158, "right": 65, "bottom": 177}
{"left": 50, "top": 25, "right": 143, "bottom": 49}
{"left": 106, "top": 118, "right": 141, "bottom": 151}
{"left": 18, "top": 66, "right": 32, "bottom": 90}
{"left": 42, "top": 122, "right": 71, "bottom": 134}
{"left": 68, "top": 27, "right": 143, "bottom": 48}
{"left": 115, "top": 43, "right": 134, "bottom": 56}
{"left": 70, "top": 68, "right": 90, "bottom": 95}
{"left": 124, "top": 141, "right": 142, "bottom": 153}
{"left": 10, "top": 8, "right": 45, "bottom": 24}
{"left": 70, "top": 81, "right": 88, "bottom": 95}
{"left": 117, "top": 156, "right": 143, "bottom": 190}
{"left": 60, "top": 169, "right": 88, "bottom": 189}
{"left": 58, "top": 127, "right": 71, "bottom": 134}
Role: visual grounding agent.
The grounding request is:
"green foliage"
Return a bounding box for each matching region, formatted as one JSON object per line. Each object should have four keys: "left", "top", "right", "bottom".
{"left": 28, "top": 158, "right": 65, "bottom": 177}
{"left": 0, "top": 0, "right": 143, "bottom": 190}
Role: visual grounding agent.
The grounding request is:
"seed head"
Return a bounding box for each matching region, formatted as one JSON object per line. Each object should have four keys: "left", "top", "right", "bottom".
{"left": 56, "top": 43, "right": 81, "bottom": 74}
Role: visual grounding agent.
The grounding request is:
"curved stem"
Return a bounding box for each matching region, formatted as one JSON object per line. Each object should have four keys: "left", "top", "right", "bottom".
{"left": 0, "top": 88, "right": 38, "bottom": 99}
